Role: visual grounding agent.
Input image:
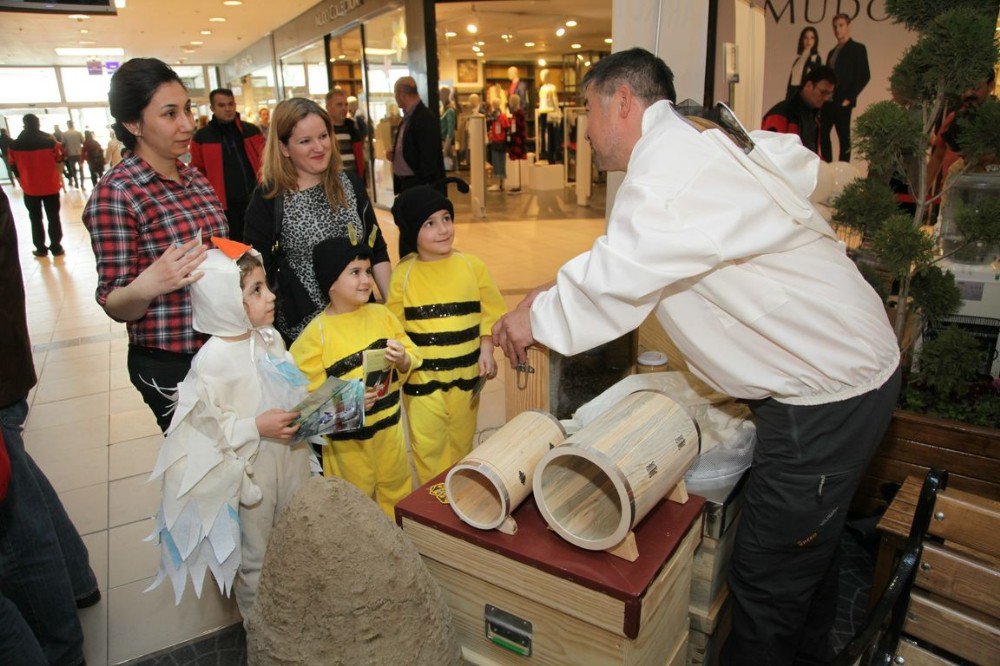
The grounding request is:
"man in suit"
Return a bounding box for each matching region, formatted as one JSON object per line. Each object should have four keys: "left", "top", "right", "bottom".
{"left": 387, "top": 76, "right": 444, "bottom": 193}
{"left": 820, "top": 13, "right": 870, "bottom": 162}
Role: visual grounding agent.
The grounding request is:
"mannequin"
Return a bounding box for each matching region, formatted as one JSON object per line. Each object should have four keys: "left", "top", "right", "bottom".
{"left": 507, "top": 66, "right": 529, "bottom": 110}
{"left": 458, "top": 93, "right": 483, "bottom": 168}
{"left": 440, "top": 86, "right": 457, "bottom": 171}
{"left": 537, "top": 68, "right": 562, "bottom": 163}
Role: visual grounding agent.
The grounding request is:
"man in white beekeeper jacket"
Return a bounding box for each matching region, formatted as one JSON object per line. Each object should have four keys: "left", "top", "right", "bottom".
{"left": 492, "top": 48, "right": 901, "bottom": 665}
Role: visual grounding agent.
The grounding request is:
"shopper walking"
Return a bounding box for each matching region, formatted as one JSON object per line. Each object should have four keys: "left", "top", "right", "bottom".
{"left": 8, "top": 114, "right": 64, "bottom": 257}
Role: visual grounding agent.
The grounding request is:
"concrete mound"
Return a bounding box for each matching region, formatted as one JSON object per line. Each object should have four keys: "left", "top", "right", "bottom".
{"left": 246, "top": 476, "right": 461, "bottom": 665}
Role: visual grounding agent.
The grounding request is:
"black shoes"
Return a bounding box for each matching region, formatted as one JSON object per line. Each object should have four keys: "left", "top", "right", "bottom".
{"left": 33, "top": 248, "right": 48, "bottom": 257}
{"left": 51, "top": 245, "right": 65, "bottom": 256}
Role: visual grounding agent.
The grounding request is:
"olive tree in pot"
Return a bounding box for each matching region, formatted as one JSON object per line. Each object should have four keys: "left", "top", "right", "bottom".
{"left": 830, "top": 0, "right": 1000, "bottom": 426}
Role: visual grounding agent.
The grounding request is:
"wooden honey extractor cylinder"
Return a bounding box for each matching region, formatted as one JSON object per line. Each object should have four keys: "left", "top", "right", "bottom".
{"left": 445, "top": 410, "right": 566, "bottom": 531}
{"left": 533, "top": 390, "right": 699, "bottom": 551}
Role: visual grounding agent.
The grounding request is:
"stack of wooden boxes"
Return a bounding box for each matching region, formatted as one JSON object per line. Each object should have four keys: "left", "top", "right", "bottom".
{"left": 686, "top": 475, "right": 747, "bottom": 665}
{"left": 397, "top": 472, "right": 705, "bottom": 665}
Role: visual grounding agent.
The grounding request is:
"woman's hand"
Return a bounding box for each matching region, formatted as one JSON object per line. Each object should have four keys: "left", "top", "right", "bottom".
{"left": 385, "top": 339, "right": 411, "bottom": 373}
{"left": 478, "top": 337, "right": 498, "bottom": 379}
{"left": 255, "top": 408, "right": 300, "bottom": 440}
{"left": 131, "top": 237, "right": 208, "bottom": 301}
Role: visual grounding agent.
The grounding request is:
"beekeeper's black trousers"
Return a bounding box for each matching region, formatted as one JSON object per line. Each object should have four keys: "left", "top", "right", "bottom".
{"left": 720, "top": 365, "right": 900, "bottom": 666}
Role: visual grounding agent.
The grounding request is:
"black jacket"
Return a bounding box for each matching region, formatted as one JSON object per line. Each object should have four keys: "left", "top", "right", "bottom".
{"left": 397, "top": 100, "right": 445, "bottom": 187}
{"left": 827, "top": 39, "right": 870, "bottom": 107}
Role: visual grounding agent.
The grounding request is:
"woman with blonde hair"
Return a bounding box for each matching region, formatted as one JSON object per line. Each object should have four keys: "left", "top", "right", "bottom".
{"left": 244, "top": 97, "right": 389, "bottom": 341}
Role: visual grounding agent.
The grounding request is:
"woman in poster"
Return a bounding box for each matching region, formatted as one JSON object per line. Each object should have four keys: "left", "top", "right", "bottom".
{"left": 787, "top": 26, "right": 822, "bottom": 100}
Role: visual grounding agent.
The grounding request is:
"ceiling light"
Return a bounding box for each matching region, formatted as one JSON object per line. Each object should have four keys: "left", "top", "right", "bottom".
{"left": 566, "top": 20, "right": 577, "bottom": 27}
{"left": 538, "top": 58, "right": 547, "bottom": 66}
{"left": 201, "top": 30, "right": 212, "bottom": 36}
{"left": 79, "top": 40, "right": 96, "bottom": 45}
{"left": 209, "top": 17, "right": 226, "bottom": 22}
{"left": 467, "top": 23, "right": 478, "bottom": 34}
{"left": 80, "top": 29, "right": 89, "bottom": 34}
{"left": 182, "top": 48, "right": 195, "bottom": 54}
{"left": 445, "top": 31, "right": 457, "bottom": 38}
{"left": 67, "top": 14, "right": 90, "bottom": 20}
{"left": 604, "top": 37, "right": 613, "bottom": 44}
{"left": 571, "top": 44, "right": 581, "bottom": 49}
{"left": 577, "top": 54, "right": 583, "bottom": 60}
{"left": 472, "top": 45, "right": 480, "bottom": 52}
{"left": 338, "top": 54, "right": 347, "bottom": 59}
{"left": 584, "top": 61, "right": 591, "bottom": 66}
{"left": 190, "top": 40, "right": 203, "bottom": 45}
{"left": 223, "top": 0, "right": 242, "bottom": 5}
{"left": 556, "top": 27, "right": 565, "bottom": 37}
{"left": 476, "top": 52, "right": 484, "bottom": 57}
{"left": 114, "top": 0, "right": 126, "bottom": 7}
{"left": 524, "top": 41, "right": 535, "bottom": 47}
{"left": 56, "top": 47, "right": 125, "bottom": 56}
{"left": 476, "top": 40, "right": 485, "bottom": 46}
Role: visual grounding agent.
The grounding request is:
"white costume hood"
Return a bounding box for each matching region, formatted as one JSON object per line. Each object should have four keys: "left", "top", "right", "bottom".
{"left": 191, "top": 239, "right": 260, "bottom": 337}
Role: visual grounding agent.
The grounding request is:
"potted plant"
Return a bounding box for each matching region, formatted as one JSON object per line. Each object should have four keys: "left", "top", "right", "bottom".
{"left": 829, "top": 0, "right": 1000, "bottom": 511}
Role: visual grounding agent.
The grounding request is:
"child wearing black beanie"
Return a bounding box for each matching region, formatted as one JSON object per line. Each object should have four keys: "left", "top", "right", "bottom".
{"left": 290, "top": 234, "right": 422, "bottom": 518}
{"left": 387, "top": 183, "right": 506, "bottom": 484}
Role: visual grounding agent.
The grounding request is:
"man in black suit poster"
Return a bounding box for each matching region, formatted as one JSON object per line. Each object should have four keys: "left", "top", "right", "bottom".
{"left": 821, "top": 13, "right": 870, "bottom": 162}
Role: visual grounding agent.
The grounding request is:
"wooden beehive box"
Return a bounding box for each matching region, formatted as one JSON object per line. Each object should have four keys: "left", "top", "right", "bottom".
{"left": 397, "top": 472, "right": 705, "bottom": 665}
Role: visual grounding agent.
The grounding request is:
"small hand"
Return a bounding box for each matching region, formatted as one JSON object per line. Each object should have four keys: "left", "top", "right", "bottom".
{"left": 256, "top": 408, "right": 300, "bottom": 440}
{"left": 479, "top": 339, "right": 498, "bottom": 379}
{"left": 363, "top": 388, "right": 378, "bottom": 412}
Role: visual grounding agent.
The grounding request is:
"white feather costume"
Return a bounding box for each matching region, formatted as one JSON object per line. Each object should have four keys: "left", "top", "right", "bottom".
{"left": 146, "top": 245, "right": 308, "bottom": 604}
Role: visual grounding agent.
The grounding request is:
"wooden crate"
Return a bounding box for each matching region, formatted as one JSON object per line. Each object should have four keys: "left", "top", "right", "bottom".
{"left": 690, "top": 514, "right": 739, "bottom": 612}
{"left": 397, "top": 472, "right": 705, "bottom": 665}
{"left": 687, "top": 585, "right": 733, "bottom": 666}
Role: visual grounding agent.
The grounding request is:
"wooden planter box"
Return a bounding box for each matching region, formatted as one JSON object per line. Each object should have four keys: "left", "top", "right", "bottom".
{"left": 853, "top": 410, "right": 1000, "bottom": 516}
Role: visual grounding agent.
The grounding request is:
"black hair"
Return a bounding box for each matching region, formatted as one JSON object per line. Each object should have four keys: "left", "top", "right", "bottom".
{"left": 108, "top": 58, "right": 185, "bottom": 151}
{"left": 210, "top": 88, "right": 235, "bottom": 105}
{"left": 22, "top": 114, "right": 40, "bottom": 131}
{"left": 580, "top": 48, "right": 676, "bottom": 105}
{"left": 796, "top": 26, "right": 819, "bottom": 56}
{"left": 803, "top": 65, "right": 837, "bottom": 87}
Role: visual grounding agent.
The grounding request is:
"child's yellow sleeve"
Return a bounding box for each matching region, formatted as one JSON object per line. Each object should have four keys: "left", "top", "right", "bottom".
{"left": 474, "top": 255, "right": 507, "bottom": 336}
{"left": 289, "top": 318, "right": 328, "bottom": 392}
{"left": 386, "top": 260, "right": 408, "bottom": 323}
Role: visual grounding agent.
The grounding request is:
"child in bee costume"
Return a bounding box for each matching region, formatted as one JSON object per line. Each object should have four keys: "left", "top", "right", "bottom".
{"left": 388, "top": 182, "right": 506, "bottom": 485}
{"left": 290, "top": 230, "right": 422, "bottom": 518}
{"left": 147, "top": 238, "right": 310, "bottom": 617}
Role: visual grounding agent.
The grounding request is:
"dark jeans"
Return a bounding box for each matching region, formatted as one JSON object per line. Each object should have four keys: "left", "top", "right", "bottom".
{"left": 720, "top": 366, "right": 900, "bottom": 666}
{"left": 0, "top": 399, "right": 98, "bottom": 666}
{"left": 88, "top": 165, "right": 104, "bottom": 187}
{"left": 64, "top": 156, "right": 82, "bottom": 187}
{"left": 820, "top": 102, "right": 854, "bottom": 163}
{"left": 127, "top": 344, "right": 195, "bottom": 433}
{"left": 23, "top": 193, "right": 62, "bottom": 253}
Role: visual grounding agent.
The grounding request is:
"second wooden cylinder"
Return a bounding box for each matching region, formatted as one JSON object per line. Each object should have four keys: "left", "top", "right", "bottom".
{"left": 533, "top": 390, "right": 699, "bottom": 550}
{"left": 445, "top": 410, "right": 566, "bottom": 530}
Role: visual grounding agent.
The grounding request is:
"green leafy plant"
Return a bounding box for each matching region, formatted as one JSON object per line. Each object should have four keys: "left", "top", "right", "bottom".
{"left": 831, "top": 3, "right": 1000, "bottom": 348}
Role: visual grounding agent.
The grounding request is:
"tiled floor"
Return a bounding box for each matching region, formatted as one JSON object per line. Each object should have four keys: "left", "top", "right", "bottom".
{"left": 5, "top": 179, "right": 607, "bottom": 664}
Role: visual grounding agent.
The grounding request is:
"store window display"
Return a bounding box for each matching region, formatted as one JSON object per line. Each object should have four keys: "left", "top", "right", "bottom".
{"left": 537, "top": 68, "right": 562, "bottom": 163}
{"left": 508, "top": 66, "right": 529, "bottom": 111}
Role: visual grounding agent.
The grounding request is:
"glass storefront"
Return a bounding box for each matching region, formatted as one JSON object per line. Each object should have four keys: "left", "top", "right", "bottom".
{"left": 360, "top": 6, "right": 409, "bottom": 207}
{"left": 280, "top": 40, "right": 328, "bottom": 104}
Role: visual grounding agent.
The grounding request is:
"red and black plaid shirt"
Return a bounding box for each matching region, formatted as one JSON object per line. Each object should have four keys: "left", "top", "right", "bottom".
{"left": 83, "top": 153, "right": 228, "bottom": 354}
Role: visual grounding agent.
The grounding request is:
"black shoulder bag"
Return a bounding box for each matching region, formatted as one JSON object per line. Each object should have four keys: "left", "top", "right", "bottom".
{"left": 269, "top": 195, "right": 315, "bottom": 334}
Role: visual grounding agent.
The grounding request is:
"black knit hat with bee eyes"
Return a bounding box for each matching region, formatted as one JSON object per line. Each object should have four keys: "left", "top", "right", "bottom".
{"left": 390, "top": 177, "right": 469, "bottom": 257}
{"left": 312, "top": 236, "right": 372, "bottom": 297}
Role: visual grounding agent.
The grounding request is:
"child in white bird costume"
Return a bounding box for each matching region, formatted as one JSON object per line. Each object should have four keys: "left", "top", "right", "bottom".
{"left": 147, "top": 237, "right": 310, "bottom": 617}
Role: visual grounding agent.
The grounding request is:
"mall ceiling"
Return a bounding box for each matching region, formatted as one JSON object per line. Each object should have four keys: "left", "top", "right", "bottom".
{"left": 0, "top": 0, "right": 612, "bottom": 69}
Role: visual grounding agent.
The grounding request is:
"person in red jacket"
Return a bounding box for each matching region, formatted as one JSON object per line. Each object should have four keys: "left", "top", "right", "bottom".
{"left": 190, "top": 88, "right": 264, "bottom": 241}
{"left": 762, "top": 66, "right": 837, "bottom": 158}
{"left": 8, "top": 114, "right": 64, "bottom": 257}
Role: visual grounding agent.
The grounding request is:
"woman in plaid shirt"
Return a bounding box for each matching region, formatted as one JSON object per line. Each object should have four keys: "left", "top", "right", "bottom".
{"left": 84, "top": 59, "right": 228, "bottom": 432}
